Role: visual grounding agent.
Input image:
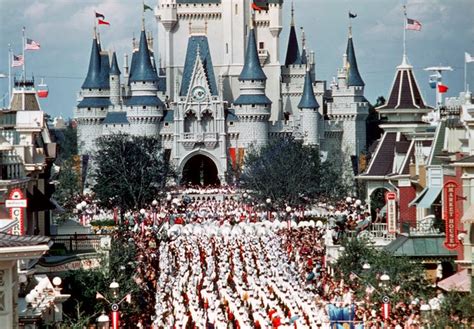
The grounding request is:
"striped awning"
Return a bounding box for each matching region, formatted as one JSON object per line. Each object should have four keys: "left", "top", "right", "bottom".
{"left": 418, "top": 186, "right": 442, "bottom": 209}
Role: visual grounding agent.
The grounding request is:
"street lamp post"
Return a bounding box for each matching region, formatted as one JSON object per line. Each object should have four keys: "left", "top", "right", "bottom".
{"left": 152, "top": 199, "right": 158, "bottom": 226}
{"left": 379, "top": 272, "right": 391, "bottom": 321}
{"left": 420, "top": 304, "right": 431, "bottom": 329}
{"left": 96, "top": 280, "right": 130, "bottom": 329}
{"left": 266, "top": 198, "right": 271, "bottom": 221}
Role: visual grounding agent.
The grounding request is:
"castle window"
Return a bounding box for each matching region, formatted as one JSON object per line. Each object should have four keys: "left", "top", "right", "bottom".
{"left": 89, "top": 89, "right": 92, "bottom": 91}
{"left": 252, "top": 104, "right": 256, "bottom": 107}
{"left": 111, "top": 77, "right": 114, "bottom": 81}
{"left": 235, "top": 4, "right": 238, "bottom": 15}
{"left": 229, "top": 122, "right": 234, "bottom": 126}
{"left": 113, "top": 124, "right": 116, "bottom": 128}
{"left": 259, "top": 42, "right": 264, "bottom": 50}
{"left": 143, "top": 81, "right": 146, "bottom": 84}
{"left": 101, "top": 107, "right": 104, "bottom": 110}
{"left": 87, "top": 107, "right": 91, "bottom": 111}
{"left": 143, "top": 106, "right": 146, "bottom": 109}
{"left": 165, "top": 123, "right": 169, "bottom": 127}
{"left": 99, "top": 89, "right": 102, "bottom": 91}
{"left": 226, "top": 43, "right": 229, "bottom": 54}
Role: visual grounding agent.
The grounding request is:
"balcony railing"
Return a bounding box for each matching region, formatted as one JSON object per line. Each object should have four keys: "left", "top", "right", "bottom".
{"left": 50, "top": 234, "right": 108, "bottom": 254}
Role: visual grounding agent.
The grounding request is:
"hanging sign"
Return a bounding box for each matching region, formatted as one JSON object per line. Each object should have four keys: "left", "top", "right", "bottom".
{"left": 443, "top": 181, "right": 458, "bottom": 249}
{"left": 6, "top": 188, "right": 27, "bottom": 235}
{"left": 385, "top": 191, "right": 397, "bottom": 234}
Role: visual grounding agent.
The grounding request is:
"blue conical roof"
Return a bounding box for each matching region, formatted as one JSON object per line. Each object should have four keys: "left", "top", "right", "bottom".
{"left": 285, "top": 25, "right": 302, "bottom": 66}
{"left": 129, "top": 29, "right": 158, "bottom": 83}
{"left": 346, "top": 35, "right": 365, "bottom": 87}
{"left": 239, "top": 28, "right": 266, "bottom": 81}
{"left": 81, "top": 37, "right": 102, "bottom": 89}
{"left": 298, "top": 69, "right": 319, "bottom": 109}
{"left": 98, "top": 53, "right": 110, "bottom": 89}
{"left": 110, "top": 52, "right": 121, "bottom": 75}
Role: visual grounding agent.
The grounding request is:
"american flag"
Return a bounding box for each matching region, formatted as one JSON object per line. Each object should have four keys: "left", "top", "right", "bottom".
{"left": 406, "top": 18, "right": 422, "bottom": 31}
{"left": 25, "top": 38, "right": 41, "bottom": 50}
{"left": 12, "top": 55, "right": 24, "bottom": 67}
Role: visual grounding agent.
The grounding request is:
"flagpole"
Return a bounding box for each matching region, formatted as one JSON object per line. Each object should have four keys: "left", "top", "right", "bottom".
{"left": 8, "top": 44, "right": 12, "bottom": 104}
{"left": 22, "top": 26, "right": 26, "bottom": 83}
{"left": 402, "top": 5, "right": 407, "bottom": 61}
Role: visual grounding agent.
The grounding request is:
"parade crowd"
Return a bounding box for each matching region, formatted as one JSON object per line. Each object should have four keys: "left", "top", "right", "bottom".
{"left": 79, "top": 187, "right": 461, "bottom": 328}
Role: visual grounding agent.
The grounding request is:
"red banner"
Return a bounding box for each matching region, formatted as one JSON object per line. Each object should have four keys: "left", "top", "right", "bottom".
{"left": 443, "top": 181, "right": 458, "bottom": 249}
{"left": 385, "top": 191, "right": 397, "bottom": 234}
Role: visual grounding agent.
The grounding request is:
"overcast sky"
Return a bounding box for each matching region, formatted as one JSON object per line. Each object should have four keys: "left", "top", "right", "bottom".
{"left": 1, "top": 0, "right": 473, "bottom": 118}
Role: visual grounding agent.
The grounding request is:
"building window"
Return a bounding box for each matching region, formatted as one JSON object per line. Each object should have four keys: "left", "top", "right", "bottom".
{"left": 235, "top": 4, "right": 238, "bottom": 15}
{"left": 259, "top": 42, "right": 264, "bottom": 50}
{"left": 226, "top": 43, "right": 229, "bottom": 54}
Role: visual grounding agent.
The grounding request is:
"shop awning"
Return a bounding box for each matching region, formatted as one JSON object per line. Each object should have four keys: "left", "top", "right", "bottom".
{"left": 461, "top": 204, "right": 474, "bottom": 223}
{"left": 437, "top": 269, "right": 471, "bottom": 292}
{"left": 385, "top": 234, "right": 458, "bottom": 258}
{"left": 418, "top": 186, "right": 442, "bottom": 209}
{"left": 409, "top": 187, "right": 429, "bottom": 207}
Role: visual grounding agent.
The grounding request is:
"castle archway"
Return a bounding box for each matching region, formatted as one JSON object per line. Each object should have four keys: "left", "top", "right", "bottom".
{"left": 181, "top": 154, "right": 220, "bottom": 186}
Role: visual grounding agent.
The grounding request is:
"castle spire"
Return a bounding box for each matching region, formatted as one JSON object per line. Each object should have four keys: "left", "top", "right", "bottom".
{"left": 239, "top": 25, "right": 266, "bottom": 81}
{"left": 81, "top": 29, "right": 102, "bottom": 89}
{"left": 110, "top": 51, "right": 121, "bottom": 76}
{"left": 345, "top": 31, "right": 364, "bottom": 87}
{"left": 129, "top": 26, "right": 158, "bottom": 83}
{"left": 285, "top": 1, "right": 302, "bottom": 66}
{"left": 298, "top": 66, "right": 319, "bottom": 109}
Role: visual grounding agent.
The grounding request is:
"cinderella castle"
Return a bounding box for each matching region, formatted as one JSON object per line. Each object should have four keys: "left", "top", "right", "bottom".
{"left": 74, "top": 0, "right": 369, "bottom": 185}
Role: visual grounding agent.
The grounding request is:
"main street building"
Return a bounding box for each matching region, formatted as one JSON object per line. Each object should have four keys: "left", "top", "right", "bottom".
{"left": 74, "top": 0, "right": 369, "bottom": 185}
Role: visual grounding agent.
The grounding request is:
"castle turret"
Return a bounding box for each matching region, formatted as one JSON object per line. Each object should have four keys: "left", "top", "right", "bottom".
{"left": 125, "top": 22, "right": 163, "bottom": 136}
{"left": 326, "top": 27, "right": 369, "bottom": 172}
{"left": 109, "top": 52, "right": 121, "bottom": 106}
{"left": 74, "top": 29, "right": 110, "bottom": 155}
{"left": 234, "top": 24, "right": 271, "bottom": 147}
{"left": 298, "top": 66, "right": 320, "bottom": 145}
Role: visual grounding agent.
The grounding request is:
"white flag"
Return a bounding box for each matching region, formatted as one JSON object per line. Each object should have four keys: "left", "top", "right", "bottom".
{"left": 466, "top": 52, "right": 474, "bottom": 63}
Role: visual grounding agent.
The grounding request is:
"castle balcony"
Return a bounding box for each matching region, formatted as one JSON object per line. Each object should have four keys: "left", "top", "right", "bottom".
{"left": 258, "top": 49, "right": 269, "bottom": 66}
{"left": 181, "top": 132, "right": 218, "bottom": 150}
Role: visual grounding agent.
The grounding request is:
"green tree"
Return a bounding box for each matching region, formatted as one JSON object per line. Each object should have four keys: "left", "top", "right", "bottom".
{"left": 53, "top": 159, "right": 81, "bottom": 212}
{"left": 239, "top": 136, "right": 320, "bottom": 207}
{"left": 431, "top": 291, "right": 474, "bottom": 327}
{"left": 57, "top": 120, "right": 78, "bottom": 163}
{"left": 366, "top": 96, "right": 384, "bottom": 150}
{"left": 336, "top": 237, "right": 430, "bottom": 303}
{"left": 92, "top": 133, "right": 174, "bottom": 211}
{"left": 319, "top": 148, "right": 353, "bottom": 199}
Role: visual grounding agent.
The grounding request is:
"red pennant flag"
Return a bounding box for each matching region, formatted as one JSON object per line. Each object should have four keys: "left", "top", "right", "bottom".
{"left": 252, "top": 3, "right": 264, "bottom": 11}
{"left": 98, "top": 19, "right": 110, "bottom": 26}
{"left": 438, "top": 83, "right": 449, "bottom": 93}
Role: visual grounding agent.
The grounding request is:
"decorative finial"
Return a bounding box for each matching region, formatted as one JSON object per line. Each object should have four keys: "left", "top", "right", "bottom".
{"left": 97, "top": 32, "right": 101, "bottom": 45}
{"left": 291, "top": 1, "right": 295, "bottom": 26}
{"left": 141, "top": 16, "right": 145, "bottom": 31}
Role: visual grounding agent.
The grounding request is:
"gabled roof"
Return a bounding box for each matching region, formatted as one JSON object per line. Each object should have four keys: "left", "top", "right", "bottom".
{"left": 180, "top": 35, "right": 218, "bottom": 96}
{"left": 129, "top": 29, "right": 159, "bottom": 83}
{"left": 239, "top": 27, "right": 267, "bottom": 81}
{"left": 77, "top": 97, "right": 111, "bottom": 108}
{"left": 81, "top": 37, "right": 102, "bottom": 89}
{"left": 103, "top": 112, "right": 129, "bottom": 124}
{"left": 298, "top": 69, "right": 319, "bottom": 109}
{"left": 124, "top": 96, "right": 163, "bottom": 107}
{"left": 377, "top": 57, "right": 429, "bottom": 110}
{"left": 364, "top": 132, "right": 397, "bottom": 176}
{"left": 345, "top": 35, "right": 364, "bottom": 87}
{"left": 110, "top": 52, "right": 121, "bottom": 76}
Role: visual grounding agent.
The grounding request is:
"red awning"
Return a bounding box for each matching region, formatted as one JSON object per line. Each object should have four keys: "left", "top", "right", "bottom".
{"left": 437, "top": 269, "right": 471, "bottom": 292}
